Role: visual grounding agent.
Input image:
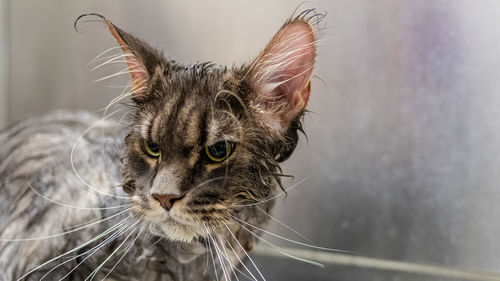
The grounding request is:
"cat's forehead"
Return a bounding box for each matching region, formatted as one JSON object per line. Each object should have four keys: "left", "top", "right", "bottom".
{"left": 138, "top": 68, "right": 242, "bottom": 148}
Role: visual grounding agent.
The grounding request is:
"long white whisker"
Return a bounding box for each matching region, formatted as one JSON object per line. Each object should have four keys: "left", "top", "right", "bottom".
{"left": 232, "top": 220, "right": 324, "bottom": 268}
{"left": 205, "top": 230, "right": 220, "bottom": 281}
{"left": 147, "top": 236, "right": 163, "bottom": 249}
{"left": 85, "top": 220, "right": 142, "bottom": 280}
{"left": 218, "top": 230, "right": 260, "bottom": 281}
{"left": 233, "top": 175, "right": 311, "bottom": 207}
{"left": 222, "top": 235, "right": 258, "bottom": 281}
{"left": 70, "top": 109, "right": 131, "bottom": 200}
{"left": 62, "top": 208, "right": 127, "bottom": 231}
{"left": 42, "top": 218, "right": 136, "bottom": 281}
{"left": 205, "top": 225, "right": 230, "bottom": 281}
{"left": 1, "top": 208, "right": 131, "bottom": 242}
{"left": 203, "top": 234, "right": 210, "bottom": 276}
{"left": 214, "top": 231, "right": 240, "bottom": 281}
{"left": 100, "top": 77, "right": 146, "bottom": 118}
{"left": 99, "top": 225, "right": 143, "bottom": 281}
{"left": 102, "top": 83, "right": 134, "bottom": 117}
{"left": 225, "top": 225, "right": 266, "bottom": 281}
{"left": 103, "top": 79, "right": 136, "bottom": 112}
{"left": 27, "top": 181, "right": 132, "bottom": 211}
{"left": 212, "top": 234, "right": 231, "bottom": 281}
{"left": 255, "top": 206, "right": 312, "bottom": 243}
{"left": 233, "top": 216, "right": 348, "bottom": 253}
{"left": 16, "top": 215, "right": 131, "bottom": 280}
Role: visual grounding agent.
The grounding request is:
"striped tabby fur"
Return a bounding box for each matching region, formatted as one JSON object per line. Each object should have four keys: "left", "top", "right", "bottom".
{"left": 0, "top": 10, "right": 323, "bottom": 280}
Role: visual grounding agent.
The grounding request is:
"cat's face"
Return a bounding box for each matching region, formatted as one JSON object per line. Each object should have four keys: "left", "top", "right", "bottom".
{"left": 87, "top": 12, "right": 319, "bottom": 242}
{"left": 123, "top": 66, "right": 279, "bottom": 241}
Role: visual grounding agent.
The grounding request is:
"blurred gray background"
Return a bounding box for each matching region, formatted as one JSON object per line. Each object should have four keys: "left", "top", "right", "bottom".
{"left": 2, "top": 0, "right": 500, "bottom": 280}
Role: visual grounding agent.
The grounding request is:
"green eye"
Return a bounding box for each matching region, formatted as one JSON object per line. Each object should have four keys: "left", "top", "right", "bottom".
{"left": 205, "top": 141, "right": 234, "bottom": 163}
{"left": 143, "top": 140, "right": 161, "bottom": 158}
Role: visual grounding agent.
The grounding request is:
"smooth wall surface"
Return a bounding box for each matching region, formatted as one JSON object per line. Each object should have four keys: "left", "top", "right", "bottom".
{"left": 0, "top": 0, "right": 9, "bottom": 129}
{"left": 5, "top": 0, "right": 500, "bottom": 280}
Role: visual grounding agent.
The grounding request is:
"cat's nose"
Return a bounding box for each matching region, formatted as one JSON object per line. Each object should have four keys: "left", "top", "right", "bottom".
{"left": 152, "top": 193, "right": 183, "bottom": 211}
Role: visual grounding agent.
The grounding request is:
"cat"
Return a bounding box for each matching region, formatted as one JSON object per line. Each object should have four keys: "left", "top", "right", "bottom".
{"left": 0, "top": 9, "right": 323, "bottom": 281}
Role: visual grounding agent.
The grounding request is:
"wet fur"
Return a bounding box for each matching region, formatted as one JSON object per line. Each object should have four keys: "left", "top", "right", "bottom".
{"left": 0, "top": 10, "right": 323, "bottom": 280}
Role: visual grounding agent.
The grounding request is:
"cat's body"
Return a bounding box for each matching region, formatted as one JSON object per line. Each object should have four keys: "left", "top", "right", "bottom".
{"left": 0, "top": 10, "right": 322, "bottom": 280}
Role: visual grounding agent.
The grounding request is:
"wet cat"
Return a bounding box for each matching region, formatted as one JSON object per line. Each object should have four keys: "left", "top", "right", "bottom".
{"left": 0, "top": 10, "right": 322, "bottom": 280}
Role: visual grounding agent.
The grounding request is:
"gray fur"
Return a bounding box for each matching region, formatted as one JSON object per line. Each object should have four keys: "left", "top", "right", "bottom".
{"left": 0, "top": 10, "right": 322, "bottom": 281}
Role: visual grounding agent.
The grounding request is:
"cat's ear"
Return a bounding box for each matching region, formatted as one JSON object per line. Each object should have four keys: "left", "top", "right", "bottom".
{"left": 77, "top": 14, "right": 164, "bottom": 101}
{"left": 249, "top": 17, "right": 317, "bottom": 133}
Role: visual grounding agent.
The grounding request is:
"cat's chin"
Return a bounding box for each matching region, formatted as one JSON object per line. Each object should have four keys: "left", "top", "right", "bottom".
{"left": 153, "top": 219, "right": 200, "bottom": 242}
{"left": 141, "top": 213, "right": 202, "bottom": 242}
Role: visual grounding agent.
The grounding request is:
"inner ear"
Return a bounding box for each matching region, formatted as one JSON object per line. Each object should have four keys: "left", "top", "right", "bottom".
{"left": 249, "top": 20, "right": 317, "bottom": 133}
{"left": 104, "top": 21, "right": 149, "bottom": 97}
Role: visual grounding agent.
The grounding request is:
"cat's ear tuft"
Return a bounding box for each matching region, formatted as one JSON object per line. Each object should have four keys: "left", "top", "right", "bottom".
{"left": 76, "top": 14, "right": 164, "bottom": 101}
{"left": 249, "top": 17, "right": 318, "bottom": 133}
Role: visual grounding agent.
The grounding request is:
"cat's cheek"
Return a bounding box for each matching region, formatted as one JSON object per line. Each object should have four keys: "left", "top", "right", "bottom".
{"left": 128, "top": 152, "right": 153, "bottom": 176}
{"left": 158, "top": 222, "right": 200, "bottom": 243}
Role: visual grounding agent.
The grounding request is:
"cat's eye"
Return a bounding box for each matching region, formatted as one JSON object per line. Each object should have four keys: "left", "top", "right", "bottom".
{"left": 143, "top": 140, "right": 161, "bottom": 158}
{"left": 205, "top": 141, "right": 235, "bottom": 163}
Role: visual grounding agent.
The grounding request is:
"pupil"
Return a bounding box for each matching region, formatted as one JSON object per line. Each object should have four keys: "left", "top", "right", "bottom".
{"left": 148, "top": 141, "right": 159, "bottom": 153}
{"left": 209, "top": 142, "right": 227, "bottom": 158}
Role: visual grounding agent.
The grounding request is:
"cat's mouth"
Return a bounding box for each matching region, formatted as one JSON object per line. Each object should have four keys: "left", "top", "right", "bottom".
{"left": 130, "top": 195, "right": 207, "bottom": 242}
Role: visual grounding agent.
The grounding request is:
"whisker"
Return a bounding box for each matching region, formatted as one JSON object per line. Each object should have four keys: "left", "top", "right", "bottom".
{"left": 213, "top": 231, "right": 240, "bottom": 281}
{"left": 41, "top": 217, "right": 137, "bottom": 281}
{"left": 1, "top": 207, "right": 131, "bottom": 242}
{"left": 70, "top": 109, "right": 131, "bottom": 200}
{"left": 202, "top": 233, "right": 210, "bottom": 276}
{"left": 232, "top": 175, "right": 311, "bottom": 207}
{"left": 222, "top": 235, "right": 258, "bottom": 281}
{"left": 216, "top": 229, "right": 259, "bottom": 281}
{"left": 62, "top": 209, "right": 126, "bottom": 231}
{"left": 27, "top": 181, "right": 132, "bottom": 211}
{"left": 255, "top": 206, "right": 312, "bottom": 243}
{"left": 117, "top": 111, "right": 132, "bottom": 125}
{"left": 212, "top": 234, "right": 231, "bottom": 281}
{"left": 99, "top": 224, "right": 143, "bottom": 281}
{"left": 85, "top": 220, "right": 142, "bottom": 280}
{"left": 101, "top": 82, "right": 134, "bottom": 117}
{"left": 205, "top": 228, "right": 220, "bottom": 281}
{"left": 99, "top": 83, "right": 137, "bottom": 111}
{"left": 146, "top": 236, "right": 163, "bottom": 249}
{"left": 16, "top": 215, "right": 131, "bottom": 280}
{"left": 225, "top": 225, "right": 267, "bottom": 281}
{"left": 205, "top": 225, "right": 230, "bottom": 281}
{"left": 233, "top": 216, "right": 349, "bottom": 253}
{"left": 232, "top": 219, "right": 324, "bottom": 268}
{"left": 254, "top": 244, "right": 500, "bottom": 281}
{"left": 226, "top": 260, "right": 255, "bottom": 281}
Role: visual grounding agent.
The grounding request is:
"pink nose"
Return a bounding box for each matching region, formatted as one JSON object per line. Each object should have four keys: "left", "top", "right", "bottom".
{"left": 152, "top": 193, "right": 183, "bottom": 211}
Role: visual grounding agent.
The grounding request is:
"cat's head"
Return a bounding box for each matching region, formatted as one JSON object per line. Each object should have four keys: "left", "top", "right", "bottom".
{"left": 80, "top": 11, "right": 321, "bottom": 242}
